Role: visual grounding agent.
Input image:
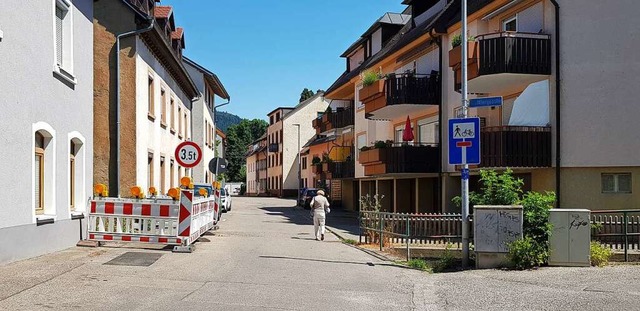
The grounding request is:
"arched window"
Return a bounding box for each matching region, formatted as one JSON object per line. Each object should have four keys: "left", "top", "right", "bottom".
{"left": 68, "top": 134, "right": 85, "bottom": 212}
{"left": 35, "top": 132, "right": 45, "bottom": 214}
{"left": 34, "top": 128, "right": 55, "bottom": 215}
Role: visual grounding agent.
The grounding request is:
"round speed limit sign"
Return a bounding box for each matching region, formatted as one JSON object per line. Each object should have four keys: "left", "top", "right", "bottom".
{"left": 175, "top": 141, "right": 203, "bottom": 168}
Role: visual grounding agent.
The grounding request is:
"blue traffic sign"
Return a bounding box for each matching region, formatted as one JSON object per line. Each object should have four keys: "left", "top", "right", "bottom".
{"left": 448, "top": 117, "right": 481, "bottom": 165}
{"left": 469, "top": 96, "right": 503, "bottom": 108}
{"left": 461, "top": 168, "right": 470, "bottom": 180}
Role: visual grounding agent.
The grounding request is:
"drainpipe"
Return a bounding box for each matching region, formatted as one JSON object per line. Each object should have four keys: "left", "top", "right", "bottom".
{"left": 430, "top": 32, "right": 444, "bottom": 213}
{"left": 550, "top": 0, "right": 561, "bottom": 206}
{"left": 213, "top": 99, "right": 231, "bottom": 181}
{"left": 115, "top": 15, "right": 154, "bottom": 197}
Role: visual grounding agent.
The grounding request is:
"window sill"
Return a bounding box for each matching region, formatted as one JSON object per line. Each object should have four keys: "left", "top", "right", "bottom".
{"left": 36, "top": 215, "right": 56, "bottom": 226}
{"left": 170, "top": 128, "right": 176, "bottom": 134}
{"left": 53, "top": 66, "right": 77, "bottom": 85}
{"left": 148, "top": 113, "right": 156, "bottom": 121}
{"left": 160, "top": 122, "right": 167, "bottom": 129}
{"left": 71, "top": 212, "right": 85, "bottom": 220}
{"left": 178, "top": 134, "right": 183, "bottom": 139}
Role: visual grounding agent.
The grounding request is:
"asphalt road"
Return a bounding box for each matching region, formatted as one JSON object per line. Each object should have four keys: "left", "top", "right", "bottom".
{"left": 1, "top": 197, "right": 639, "bottom": 310}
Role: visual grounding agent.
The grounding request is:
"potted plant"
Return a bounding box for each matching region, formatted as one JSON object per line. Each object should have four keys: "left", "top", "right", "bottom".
{"left": 321, "top": 153, "right": 334, "bottom": 172}
{"left": 358, "top": 70, "right": 386, "bottom": 102}
{"left": 311, "top": 156, "right": 322, "bottom": 174}
{"left": 449, "top": 34, "right": 477, "bottom": 68}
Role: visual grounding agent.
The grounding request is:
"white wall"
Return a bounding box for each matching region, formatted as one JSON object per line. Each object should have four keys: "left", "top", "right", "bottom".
{"left": 349, "top": 48, "right": 365, "bottom": 72}
{"left": 371, "top": 28, "right": 382, "bottom": 55}
{"left": 0, "top": 0, "right": 93, "bottom": 263}
{"left": 136, "top": 39, "right": 192, "bottom": 192}
{"left": 282, "top": 95, "right": 329, "bottom": 190}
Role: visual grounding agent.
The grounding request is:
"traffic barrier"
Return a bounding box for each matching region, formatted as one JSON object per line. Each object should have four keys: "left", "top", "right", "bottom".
{"left": 88, "top": 189, "right": 217, "bottom": 251}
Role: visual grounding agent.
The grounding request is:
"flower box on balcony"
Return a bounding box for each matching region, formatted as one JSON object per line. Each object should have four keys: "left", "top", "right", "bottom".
{"left": 448, "top": 41, "right": 478, "bottom": 68}
{"left": 358, "top": 148, "right": 386, "bottom": 165}
{"left": 358, "top": 79, "right": 385, "bottom": 103}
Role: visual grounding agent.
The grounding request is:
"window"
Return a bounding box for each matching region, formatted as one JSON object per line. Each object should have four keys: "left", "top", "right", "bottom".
{"left": 160, "top": 88, "right": 167, "bottom": 125}
{"left": 602, "top": 173, "right": 632, "bottom": 193}
{"left": 418, "top": 118, "right": 439, "bottom": 145}
{"left": 356, "top": 134, "right": 367, "bottom": 159}
{"left": 170, "top": 159, "right": 175, "bottom": 188}
{"left": 183, "top": 112, "right": 188, "bottom": 139}
{"left": 54, "top": 0, "right": 73, "bottom": 79}
{"left": 170, "top": 98, "right": 175, "bottom": 131}
{"left": 160, "top": 156, "right": 166, "bottom": 194}
{"left": 205, "top": 120, "right": 209, "bottom": 146}
{"left": 35, "top": 132, "right": 46, "bottom": 214}
{"left": 148, "top": 75, "right": 155, "bottom": 118}
{"left": 503, "top": 16, "right": 517, "bottom": 31}
{"left": 178, "top": 107, "right": 182, "bottom": 137}
{"left": 69, "top": 140, "right": 79, "bottom": 210}
{"left": 148, "top": 153, "right": 154, "bottom": 188}
{"left": 302, "top": 157, "right": 307, "bottom": 170}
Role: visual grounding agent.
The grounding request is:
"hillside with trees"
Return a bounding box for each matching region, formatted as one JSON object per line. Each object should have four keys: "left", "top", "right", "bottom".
{"left": 215, "top": 111, "right": 243, "bottom": 132}
{"left": 225, "top": 119, "right": 268, "bottom": 182}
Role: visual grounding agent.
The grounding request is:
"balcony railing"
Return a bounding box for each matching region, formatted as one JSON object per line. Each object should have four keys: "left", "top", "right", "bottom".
{"left": 325, "top": 161, "right": 355, "bottom": 179}
{"left": 386, "top": 74, "right": 440, "bottom": 106}
{"left": 313, "top": 108, "right": 355, "bottom": 133}
{"left": 128, "top": 0, "right": 154, "bottom": 15}
{"left": 359, "top": 144, "right": 439, "bottom": 175}
{"left": 477, "top": 32, "right": 551, "bottom": 76}
{"left": 480, "top": 126, "right": 551, "bottom": 168}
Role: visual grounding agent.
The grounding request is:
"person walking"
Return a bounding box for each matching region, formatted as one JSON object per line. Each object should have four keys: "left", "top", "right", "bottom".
{"left": 310, "top": 189, "right": 330, "bottom": 241}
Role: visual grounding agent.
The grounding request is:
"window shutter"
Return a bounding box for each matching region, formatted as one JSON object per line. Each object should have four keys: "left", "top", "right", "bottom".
{"left": 55, "top": 7, "right": 64, "bottom": 66}
{"left": 618, "top": 174, "right": 632, "bottom": 193}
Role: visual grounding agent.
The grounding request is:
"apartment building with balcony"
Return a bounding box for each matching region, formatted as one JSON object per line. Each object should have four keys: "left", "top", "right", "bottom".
{"left": 266, "top": 93, "right": 329, "bottom": 197}
{"left": 93, "top": 0, "right": 199, "bottom": 197}
{"left": 246, "top": 134, "right": 268, "bottom": 196}
{"left": 437, "top": 0, "right": 640, "bottom": 211}
{"left": 182, "top": 56, "right": 230, "bottom": 184}
{"left": 0, "top": 0, "right": 94, "bottom": 264}
{"left": 325, "top": 2, "right": 446, "bottom": 213}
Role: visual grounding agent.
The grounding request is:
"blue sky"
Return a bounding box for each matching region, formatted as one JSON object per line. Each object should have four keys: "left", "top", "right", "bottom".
{"left": 163, "top": 0, "right": 406, "bottom": 121}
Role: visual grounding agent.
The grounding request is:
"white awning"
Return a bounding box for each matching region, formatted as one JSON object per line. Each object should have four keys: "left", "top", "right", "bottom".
{"left": 508, "top": 79, "right": 550, "bottom": 126}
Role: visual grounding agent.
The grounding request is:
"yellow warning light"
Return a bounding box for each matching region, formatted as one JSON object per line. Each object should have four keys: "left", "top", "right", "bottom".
{"left": 180, "top": 176, "right": 192, "bottom": 188}
{"left": 199, "top": 187, "right": 208, "bottom": 197}
{"left": 148, "top": 186, "right": 158, "bottom": 196}
{"left": 94, "top": 184, "right": 108, "bottom": 197}
{"left": 167, "top": 187, "right": 180, "bottom": 200}
{"left": 130, "top": 186, "right": 145, "bottom": 199}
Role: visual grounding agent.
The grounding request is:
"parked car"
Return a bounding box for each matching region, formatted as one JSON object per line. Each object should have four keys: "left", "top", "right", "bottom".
{"left": 298, "top": 188, "right": 318, "bottom": 209}
{"left": 220, "top": 188, "right": 232, "bottom": 212}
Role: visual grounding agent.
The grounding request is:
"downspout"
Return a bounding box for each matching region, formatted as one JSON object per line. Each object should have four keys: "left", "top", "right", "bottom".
{"left": 115, "top": 13, "right": 154, "bottom": 197}
{"left": 431, "top": 31, "right": 444, "bottom": 213}
{"left": 550, "top": 0, "right": 561, "bottom": 206}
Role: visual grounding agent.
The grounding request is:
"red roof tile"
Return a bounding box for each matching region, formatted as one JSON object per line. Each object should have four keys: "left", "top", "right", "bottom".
{"left": 154, "top": 5, "right": 172, "bottom": 19}
{"left": 171, "top": 27, "right": 184, "bottom": 40}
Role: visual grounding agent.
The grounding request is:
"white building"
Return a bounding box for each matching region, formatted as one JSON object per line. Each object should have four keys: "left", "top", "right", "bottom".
{"left": 183, "top": 57, "right": 230, "bottom": 184}
{"left": 0, "top": 0, "right": 94, "bottom": 264}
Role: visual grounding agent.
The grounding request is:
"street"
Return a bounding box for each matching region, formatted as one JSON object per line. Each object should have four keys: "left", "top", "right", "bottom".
{"left": 0, "top": 197, "right": 639, "bottom": 310}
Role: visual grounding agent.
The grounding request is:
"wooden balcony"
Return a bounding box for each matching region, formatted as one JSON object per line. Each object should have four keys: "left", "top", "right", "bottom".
{"left": 480, "top": 126, "right": 551, "bottom": 168}
{"left": 359, "top": 145, "right": 439, "bottom": 176}
{"left": 312, "top": 108, "right": 355, "bottom": 134}
{"left": 450, "top": 32, "right": 551, "bottom": 94}
{"left": 361, "top": 74, "right": 440, "bottom": 120}
{"left": 323, "top": 161, "right": 355, "bottom": 179}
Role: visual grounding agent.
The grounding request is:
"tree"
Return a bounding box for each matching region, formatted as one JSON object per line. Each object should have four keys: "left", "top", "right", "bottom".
{"left": 225, "top": 119, "right": 268, "bottom": 182}
{"left": 299, "top": 88, "right": 315, "bottom": 103}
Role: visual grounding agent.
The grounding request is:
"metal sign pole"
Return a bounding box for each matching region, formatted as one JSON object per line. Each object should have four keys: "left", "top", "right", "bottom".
{"left": 461, "top": 0, "right": 470, "bottom": 269}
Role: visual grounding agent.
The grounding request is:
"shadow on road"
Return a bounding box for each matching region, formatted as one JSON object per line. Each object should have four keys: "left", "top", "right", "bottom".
{"left": 259, "top": 205, "right": 361, "bottom": 239}
{"left": 258, "top": 255, "right": 413, "bottom": 270}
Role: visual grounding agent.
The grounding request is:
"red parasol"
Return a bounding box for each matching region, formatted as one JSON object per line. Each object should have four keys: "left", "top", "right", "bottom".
{"left": 402, "top": 116, "right": 414, "bottom": 142}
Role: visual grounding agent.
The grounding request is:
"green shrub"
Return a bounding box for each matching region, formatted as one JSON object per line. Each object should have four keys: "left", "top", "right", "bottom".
{"left": 453, "top": 169, "right": 523, "bottom": 208}
{"left": 451, "top": 34, "right": 462, "bottom": 48}
{"left": 374, "top": 140, "right": 388, "bottom": 149}
{"left": 433, "top": 244, "right": 456, "bottom": 273}
{"left": 508, "top": 237, "right": 547, "bottom": 270}
{"left": 407, "top": 259, "right": 431, "bottom": 271}
{"left": 311, "top": 156, "right": 321, "bottom": 165}
{"left": 362, "top": 71, "right": 380, "bottom": 86}
{"left": 590, "top": 242, "right": 613, "bottom": 267}
{"left": 521, "top": 191, "right": 555, "bottom": 263}
{"left": 360, "top": 146, "right": 371, "bottom": 152}
{"left": 342, "top": 239, "right": 358, "bottom": 245}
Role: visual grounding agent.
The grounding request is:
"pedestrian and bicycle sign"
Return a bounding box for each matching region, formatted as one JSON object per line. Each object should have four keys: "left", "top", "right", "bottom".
{"left": 175, "top": 141, "right": 202, "bottom": 168}
{"left": 448, "top": 117, "right": 481, "bottom": 165}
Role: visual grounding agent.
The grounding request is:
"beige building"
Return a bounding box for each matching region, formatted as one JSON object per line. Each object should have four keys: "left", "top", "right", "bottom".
{"left": 245, "top": 134, "right": 268, "bottom": 196}
{"left": 266, "top": 93, "right": 329, "bottom": 197}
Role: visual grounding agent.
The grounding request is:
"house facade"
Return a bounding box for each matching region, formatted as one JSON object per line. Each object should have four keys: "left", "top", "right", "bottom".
{"left": 0, "top": 0, "right": 94, "bottom": 264}
{"left": 182, "top": 56, "right": 230, "bottom": 184}
{"left": 93, "top": 0, "right": 199, "bottom": 196}
{"left": 246, "top": 134, "right": 268, "bottom": 196}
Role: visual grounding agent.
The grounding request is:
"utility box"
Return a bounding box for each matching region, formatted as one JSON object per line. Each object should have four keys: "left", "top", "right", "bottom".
{"left": 474, "top": 205, "right": 523, "bottom": 269}
{"left": 549, "top": 209, "right": 591, "bottom": 267}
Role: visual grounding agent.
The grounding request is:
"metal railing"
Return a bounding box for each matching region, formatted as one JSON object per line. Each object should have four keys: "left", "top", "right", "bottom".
{"left": 385, "top": 73, "right": 440, "bottom": 106}
{"left": 359, "top": 211, "right": 472, "bottom": 260}
{"left": 480, "top": 126, "right": 552, "bottom": 168}
{"left": 477, "top": 31, "right": 552, "bottom": 76}
{"left": 591, "top": 210, "right": 640, "bottom": 262}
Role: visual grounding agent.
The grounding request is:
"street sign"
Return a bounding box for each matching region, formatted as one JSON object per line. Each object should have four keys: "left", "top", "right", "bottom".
{"left": 469, "top": 96, "right": 503, "bottom": 108}
{"left": 208, "top": 157, "right": 228, "bottom": 174}
{"left": 175, "top": 141, "right": 202, "bottom": 168}
{"left": 448, "top": 117, "right": 481, "bottom": 165}
{"left": 461, "top": 168, "right": 470, "bottom": 181}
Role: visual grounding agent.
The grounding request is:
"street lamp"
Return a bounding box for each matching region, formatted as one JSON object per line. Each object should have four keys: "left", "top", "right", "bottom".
{"left": 293, "top": 123, "right": 301, "bottom": 206}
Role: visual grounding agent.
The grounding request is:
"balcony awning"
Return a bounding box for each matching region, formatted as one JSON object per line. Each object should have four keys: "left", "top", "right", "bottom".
{"left": 508, "top": 79, "right": 550, "bottom": 127}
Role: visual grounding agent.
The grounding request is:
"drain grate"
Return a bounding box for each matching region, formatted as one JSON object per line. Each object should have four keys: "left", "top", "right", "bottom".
{"left": 104, "top": 252, "right": 163, "bottom": 267}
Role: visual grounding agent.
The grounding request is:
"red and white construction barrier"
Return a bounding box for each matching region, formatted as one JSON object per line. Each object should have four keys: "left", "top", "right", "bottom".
{"left": 88, "top": 189, "right": 217, "bottom": 251}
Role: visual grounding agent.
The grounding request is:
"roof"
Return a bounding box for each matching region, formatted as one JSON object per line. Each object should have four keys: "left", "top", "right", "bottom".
{"left": 216, "top": 128, "right": 226, "bottom": 139}
{"left": 326, "top": 3, "right": 448, "bottom": 97}
{"left": 171, "top": 27, "right": 184, "bottom": 39}
{"left": 340, "top": 12, "right": 411, "bottom": 57}
{"left": 154, "top": 5, "right": 172, "bottom": 18}
{"left": 282, "top": 92, "right": 326, "bottom": 121}
{"left": 302, "top": 135, "right": 336, "bottom": 148}
{"left": 250, "top": 133, "right": 267, "bottom": 144}
{"left": 183, "top": 56, "right": 231, "bottom": 99}
{"left": 267, "top": 107, "right": 295, "bottom": 117}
